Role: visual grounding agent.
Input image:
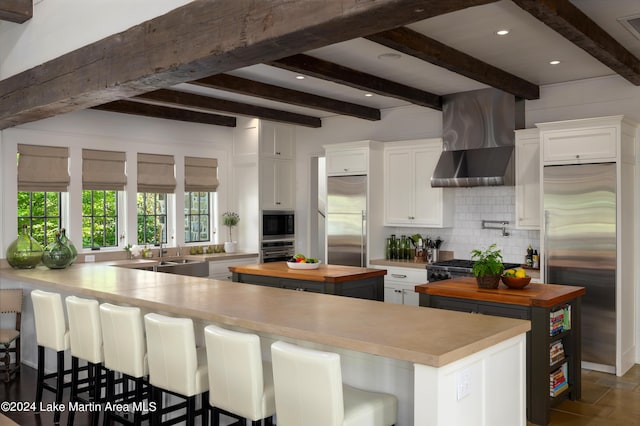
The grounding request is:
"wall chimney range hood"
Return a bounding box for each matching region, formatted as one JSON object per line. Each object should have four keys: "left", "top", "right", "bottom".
{"left": 431, "top": 88, "right": 524, "bottom": 188}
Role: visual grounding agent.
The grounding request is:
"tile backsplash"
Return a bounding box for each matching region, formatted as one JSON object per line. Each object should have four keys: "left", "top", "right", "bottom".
{"left": 386, "top": 186, "right": 540, "bottom": 264}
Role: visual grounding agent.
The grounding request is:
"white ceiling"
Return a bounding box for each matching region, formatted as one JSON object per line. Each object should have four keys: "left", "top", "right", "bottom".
{"left": 176, "top": 0, "right": 640, "bottom": 120}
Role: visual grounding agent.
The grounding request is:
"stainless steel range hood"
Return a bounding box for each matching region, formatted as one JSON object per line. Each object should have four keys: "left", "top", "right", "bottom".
{"left": 431, "top": 88, "right": 524, "bottom": 187}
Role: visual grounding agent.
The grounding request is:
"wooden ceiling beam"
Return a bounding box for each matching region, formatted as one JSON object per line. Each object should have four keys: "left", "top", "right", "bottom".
{"left": 135, "top": 89, "right": 322, "bottom": 128}
{"left": 512, "top": 0, "right": 640, "bottom": 85}
{"left": 190, "top": 74, "right": 381, "bottom": 121}
{"left": 366, "top": 27, "right": 540, "bottom": 100}
{"left": 0, "top": 0, "right": 498, "bottom": 129}
{"left": 269, "top": 54, "right": 443, "bottom": 110}
{"left": 91, "top": 101, "right": 237, "bottom": 127}
{"left": 0, "top": 0, "right": 32, "bottom": 23}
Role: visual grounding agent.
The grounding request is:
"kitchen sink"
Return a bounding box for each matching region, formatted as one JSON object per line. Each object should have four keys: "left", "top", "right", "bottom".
{"left": 156, "top": 258, "right": 209, "bottom": 277}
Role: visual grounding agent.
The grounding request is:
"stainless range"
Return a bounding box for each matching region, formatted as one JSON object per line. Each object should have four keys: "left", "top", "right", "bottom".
{"left": 427, "top": 259, "right": 520, "bottom": 282}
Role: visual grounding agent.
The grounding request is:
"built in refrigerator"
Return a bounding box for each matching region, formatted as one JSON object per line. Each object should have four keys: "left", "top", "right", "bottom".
{"left": 543, "top": 162, "right": 616, "bottom": 373}
{"left": 326, "top": 175, "right": 367, "bottom": 267}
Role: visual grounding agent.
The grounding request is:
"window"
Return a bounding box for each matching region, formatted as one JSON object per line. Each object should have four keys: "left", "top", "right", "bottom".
{"left": 184, "top": 192, "right": 210, "bottom": 243}
{"left": 82, "top": 190, "right": 119, "bottom": 248}
{"left": 137, "top": 193, "right": 167, "bottom": 245}
{"left": 17, "top": 191, "right": 62, "bottom": 247}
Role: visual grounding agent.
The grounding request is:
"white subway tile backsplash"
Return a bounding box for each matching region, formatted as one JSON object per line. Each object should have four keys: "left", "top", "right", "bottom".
{"left": 386, "top": 186, "right": 540, "bottom": 264}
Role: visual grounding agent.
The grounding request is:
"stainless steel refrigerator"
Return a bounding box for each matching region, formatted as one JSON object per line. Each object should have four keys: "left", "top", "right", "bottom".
{"left": 543, "top": 162, "right": 616, "bottom": 372}
{"left": 327, "top": 175, "right": 367, "bottom": 267}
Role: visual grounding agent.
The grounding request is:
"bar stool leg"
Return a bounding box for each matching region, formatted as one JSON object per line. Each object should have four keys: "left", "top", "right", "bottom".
{"left": 35, "top": 345, "right": 45, "bottom": 410}
{"left": 67, "top": 356, "right": 80, "bottom": 426}
{"left": 55, "top": 350, "right": 65, "bottom": 424}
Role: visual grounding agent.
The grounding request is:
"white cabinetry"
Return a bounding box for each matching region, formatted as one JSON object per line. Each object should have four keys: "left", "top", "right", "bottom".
{"left": 326, "top": 147, "right": 368, "bottom": 176}
{"left": 515, "top": 129, "right": 540, "bottom": 230}
{"left": 383, "top": 139, "right": 453, "bottom": 227}
{"left": 540, "top": 118, "right": 617, "bottom": 165}
{"left": 209, "top": 256, "right": 259, "bottom": 281}
{"left": 260, "top": 157, "right": 294, "bottom": 209}
{"left": 260, "top": 121, "right": 295, "bottom": 159}
{"left": 232, "top": 118, "right": 295, "bottom": 251}
{"left": 380, "top": 266, "right": 425, "bottom": 306}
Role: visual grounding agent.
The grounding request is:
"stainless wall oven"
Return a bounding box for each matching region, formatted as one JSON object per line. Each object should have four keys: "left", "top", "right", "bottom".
{"left": 261, "top": 240, "right": 295, "bottom": 263}
{"left": 261, "top": 210, "right": 295, "bottom": 241}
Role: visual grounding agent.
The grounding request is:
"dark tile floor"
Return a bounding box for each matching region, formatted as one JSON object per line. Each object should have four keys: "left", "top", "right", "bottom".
{"left": 529, "top": 364, "right": 640, "bottom": 425}
{"left": 2, "top": 364, "right": 639, "bottom": 425}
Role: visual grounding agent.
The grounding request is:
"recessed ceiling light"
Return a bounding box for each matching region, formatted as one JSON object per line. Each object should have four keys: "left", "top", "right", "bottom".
{"left": 377, "top": 53, "right": 402, "bottom": 60}
{"left": 496, "top": 29, "right": 510, "bottom": 36}
{"left": 549, "top": 60, "right": 561, "bottom": 65}
{"left": 364, "top": 93, "right": 374, "bottom": 97}
{"left": 295, "top": 75, "right": 305, "bottom": 80}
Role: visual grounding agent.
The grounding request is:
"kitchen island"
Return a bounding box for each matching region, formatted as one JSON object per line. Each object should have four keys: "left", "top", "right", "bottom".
{"left": 229, "top": 261, "right": 386, "bottom": 300}
{"left": 1, "top": 264, "right": 530, "bottom": 425}
{"left": 416, "top": 278, "right": 585, "bottom": 425}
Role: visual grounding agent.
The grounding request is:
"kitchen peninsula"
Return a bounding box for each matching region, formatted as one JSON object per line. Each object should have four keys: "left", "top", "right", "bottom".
{"left": 229, "top": 261, "right": 385, "bottom": 300}
{"left": 1, "top": 264, "right": 530, "bottom": 425}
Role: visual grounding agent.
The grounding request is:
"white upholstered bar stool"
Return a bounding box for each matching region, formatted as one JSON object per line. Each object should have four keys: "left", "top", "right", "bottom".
{"left": 65, "top": 296, "right": 105, "bottom": 426}
{"left": 99, "top": 303, "right": 149, "bottom": 426}
{"left": 204, "top": 324, "right": 275, "bottom": 426}
{"left": 31, "top": 289, "right": 71, "bottom": 424}
{"left": 144, "top": 313, "right": 209, "bottom": 426}
{"left": 271, "top": 341, "right": 397, "bottom": 426}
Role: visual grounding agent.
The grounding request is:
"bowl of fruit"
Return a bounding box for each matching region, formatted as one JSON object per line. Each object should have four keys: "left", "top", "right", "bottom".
{"left": 286, "top": 254, "right": 320, "bottom": 269}
{"left": 501, "top": 268, "right": 531, "bottom": 289}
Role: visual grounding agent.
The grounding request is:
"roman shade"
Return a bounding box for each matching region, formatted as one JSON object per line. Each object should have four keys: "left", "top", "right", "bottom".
{"left": 17, "top": 144, "right": 70, "bottom": 192}
{"left": 137, "top": 153, "right": 176, "bottom": 193}
{"left": 82, "top": 149, "right": 127, "bottom": 190}
{"left": 184, "top": 156, "right": 219, "bottom": 192}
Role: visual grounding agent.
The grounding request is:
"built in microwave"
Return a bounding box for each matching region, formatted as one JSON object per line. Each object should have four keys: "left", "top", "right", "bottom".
{"left": 261, "top": 210, "right": 295, "bottom": 241}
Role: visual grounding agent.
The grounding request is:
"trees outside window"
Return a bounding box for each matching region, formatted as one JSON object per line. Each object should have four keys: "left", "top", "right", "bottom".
{"left": 184, "top": 192, "right": 210, "bottom": 243}
{"left": 137, "top": 193, "right": 167, "bottom": 245}
{"left": 82, "top": 190, "right": 119, "bottom": 248}
{"left": 17, "top": 192, "right": 62, "bottom": 247}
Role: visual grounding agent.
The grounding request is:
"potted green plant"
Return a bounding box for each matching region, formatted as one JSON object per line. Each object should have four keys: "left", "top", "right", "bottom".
{"left": 471, "top": 243, "right": 504, "bottom": 289}
{"left": 222, "top": 211, "right": 240, "bottom": 253}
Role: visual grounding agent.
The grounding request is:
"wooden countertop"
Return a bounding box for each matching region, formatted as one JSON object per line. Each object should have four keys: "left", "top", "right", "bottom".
{"left": 415, "top": 277, "right": 585, "bottom": 308}
{"left": 229, "top": 261, "right": 387, "bottom": 283}
{"left": 1, "top": 264, "right": 530, "bottom": 368}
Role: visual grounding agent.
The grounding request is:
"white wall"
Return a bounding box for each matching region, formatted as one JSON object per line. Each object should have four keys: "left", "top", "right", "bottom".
{"left": 0, "top": 0, "right": 192, "bottom": 78}
{"left": 0, "top": 109, "right": 234, "bottom": 255}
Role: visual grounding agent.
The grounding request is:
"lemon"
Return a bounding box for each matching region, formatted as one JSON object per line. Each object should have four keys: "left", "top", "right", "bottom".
{"left": 504, "top": 269, "right": 516, "bottom": 277}
{"left": 515, "top": 268, "right": 527, "bottom": 278}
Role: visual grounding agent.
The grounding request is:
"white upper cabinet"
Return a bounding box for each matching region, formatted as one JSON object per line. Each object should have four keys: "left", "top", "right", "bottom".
{"left": 260, "top": 121, "right": 295, "bottom": 159}
{"left": 260, "top": 157, "right": 295, "bottom": 210}
{"left": 539, "top": 117, "right": 618, "bottom": 165}
{"left": 515, "top": 129, "right": 540, "bottom": 230}
{"left": 384, "top": 139, "right": 452, "bottom": 228}
{"left": 325, "top": 147, "right": 368, "bottom": 175}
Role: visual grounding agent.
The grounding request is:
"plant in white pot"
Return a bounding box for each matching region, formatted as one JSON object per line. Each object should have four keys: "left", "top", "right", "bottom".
{"left": 222, "top": 211, "right": 239, "bottom": 253}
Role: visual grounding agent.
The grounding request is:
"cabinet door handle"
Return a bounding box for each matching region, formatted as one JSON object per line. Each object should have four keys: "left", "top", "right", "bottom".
{"left": 276, "top": 151, "right": 281, "bottom": 155}
{"left": 391, "top": 274, "right": 407, "bottom": 279}
{"left": 395, "top": 289, "right": 402, "bottom": 293}
{"left": 275, "top": 201, "right": 281, "bottom": 205}
{"left": 575, "top": 154, "right": 580, "bottom": 159}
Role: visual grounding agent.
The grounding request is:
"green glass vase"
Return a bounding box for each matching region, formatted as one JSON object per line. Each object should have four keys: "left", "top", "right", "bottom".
{"left": 6, "top": 225, "right": 43, "bottom": 269}
{"left": 59, "top": 228, "right": 78, "bottom": 265}
{"left": 42, "top": 232, "right": 73, "bottom": 269}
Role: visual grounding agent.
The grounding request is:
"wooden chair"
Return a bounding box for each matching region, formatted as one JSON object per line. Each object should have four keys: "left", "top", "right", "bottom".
{"left": 0, "top": 289, "right": 22, "bottom": 382}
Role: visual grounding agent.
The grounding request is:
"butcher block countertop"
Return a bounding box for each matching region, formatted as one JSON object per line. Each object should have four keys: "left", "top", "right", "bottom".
{"left": 415, "top": 277, "right": 586, "bottom": 308}
{"left": 1, "top": 264, "right": 530, "bottom": 367}
{"left": 228, "top": 261, "right": 386, "bottom": 283}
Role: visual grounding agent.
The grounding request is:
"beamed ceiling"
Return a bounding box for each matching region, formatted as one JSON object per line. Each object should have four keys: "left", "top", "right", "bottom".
{"left": 1, "top": 0, "right": 639, "bottom": 129}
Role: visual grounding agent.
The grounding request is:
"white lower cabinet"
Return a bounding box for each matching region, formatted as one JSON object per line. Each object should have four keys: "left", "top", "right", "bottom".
{"left": 381, "top": 266, "right": 426, "bottom": 306}
{"left": 209, "top": 256, "right": 259, "bottom": 281}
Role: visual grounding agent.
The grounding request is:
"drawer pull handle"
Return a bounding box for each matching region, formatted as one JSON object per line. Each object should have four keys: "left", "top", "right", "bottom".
{"left": 391, "top": 274, "right": 407, "bottom": 278}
